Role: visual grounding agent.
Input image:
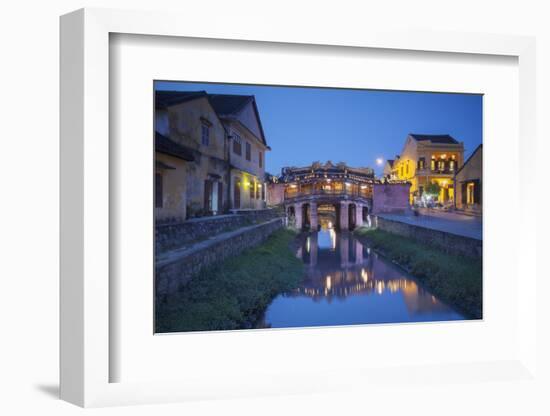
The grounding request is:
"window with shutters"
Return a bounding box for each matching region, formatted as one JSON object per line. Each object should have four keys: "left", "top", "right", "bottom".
{"left": 245, "top": 142, "right": 251, "bottom": 161}
{"left": 250, "top": 181, "right": 255, "bottom": 199}
{"left": 155, "top": 173, "right": 163, "bottom": 208}
{"left": 259, "top": 151, "right": 263, "bottom": 168}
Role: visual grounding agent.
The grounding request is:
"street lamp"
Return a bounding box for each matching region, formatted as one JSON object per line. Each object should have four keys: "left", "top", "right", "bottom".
{"left": 376, "top": 158, "right": 384, "bottom": 166}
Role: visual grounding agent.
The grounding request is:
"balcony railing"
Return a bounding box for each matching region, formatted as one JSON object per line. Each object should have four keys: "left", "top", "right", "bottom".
{"left": 416, "top": 167, "right": 456, "bottom": 175}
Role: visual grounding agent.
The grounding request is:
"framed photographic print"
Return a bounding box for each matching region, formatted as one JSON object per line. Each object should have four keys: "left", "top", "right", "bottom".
{"left": 60, "top": 7, "right": 539, "bottom": 408}
{"left": 152, "top": 81, "right": 482, "bottom": 334}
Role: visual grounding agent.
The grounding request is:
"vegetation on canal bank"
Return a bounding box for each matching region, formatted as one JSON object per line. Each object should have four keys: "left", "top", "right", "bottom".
{"left": 354, "top": 227, "right": 482, "bottom": 319}
{"left": 156, "top": 228, "right": 304, "bottom": 333}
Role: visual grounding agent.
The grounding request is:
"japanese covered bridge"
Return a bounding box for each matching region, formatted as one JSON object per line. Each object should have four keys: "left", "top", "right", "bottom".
{"left": 279, "top": 161, "right": 375, "bottom": 230}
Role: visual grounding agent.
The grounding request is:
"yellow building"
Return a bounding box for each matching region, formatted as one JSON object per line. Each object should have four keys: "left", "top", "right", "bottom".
{"left": 155, "top": 132, "right": 195, "bottom": 221}
{"left": 155, "top": 90, "right": 270, "bottom": 221}
{"left": 393, "top": 134, "right": 464, "bottom": 205}
{"left": 155, "top": 91, "right": 230, "bottom": 220}
{"left": 208, "top": 94, "right": 270, "bottom": 211}
{"left": 454, "top": 144, "right": 482, "bottom": 216}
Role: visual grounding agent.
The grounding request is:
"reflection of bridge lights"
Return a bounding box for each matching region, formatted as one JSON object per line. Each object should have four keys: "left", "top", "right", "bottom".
{"left": 326, "top": 275, "right": 332, "bottom": 291}
{"left": 376, "top": 281, "right": 384, "bottom": 295}
{"left": 329, "top": 228, "right": 336, "bottom": 249}
{"left": 306, "top": 237, "right": 310, "bottom": 253}
{"left": 361, "top": 268, "right": 369, "bottom": 283}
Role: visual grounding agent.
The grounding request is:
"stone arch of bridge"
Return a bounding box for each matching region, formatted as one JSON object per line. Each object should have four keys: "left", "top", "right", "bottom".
{"left": 288, "top": 198, "right": 371, "bottom": 231}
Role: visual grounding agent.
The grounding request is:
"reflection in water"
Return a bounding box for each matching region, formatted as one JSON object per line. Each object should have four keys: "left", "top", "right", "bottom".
{"left": 260, "top": 219, "right": 464, "bottom": 329}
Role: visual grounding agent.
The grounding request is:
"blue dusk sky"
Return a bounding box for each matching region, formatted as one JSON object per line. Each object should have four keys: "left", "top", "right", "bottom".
{"left": 155, "top": 81, "right": 482, "bottom": 176}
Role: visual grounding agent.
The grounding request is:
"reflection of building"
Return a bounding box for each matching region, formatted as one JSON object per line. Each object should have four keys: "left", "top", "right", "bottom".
{"left": 278, "top": 161, "right": 375, "bottom": 230}
{"left": 154, "top": 91, "right": 269, "bottom": 222}
{"left": 454, "top": 144, "right": 482, "bottom": 216}
{"left": 393, "top": 134, "right": 465, "bottom": 205}
{"left": 292, "top": 228, "right": 453, "bottom": 315}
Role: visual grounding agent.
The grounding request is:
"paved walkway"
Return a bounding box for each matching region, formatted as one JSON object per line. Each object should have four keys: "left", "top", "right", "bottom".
{"left": 377, "top": 210, "right": 482, "bottom": 240}
{"left": 156, "top": 218, "right": 282, "bottom": 268}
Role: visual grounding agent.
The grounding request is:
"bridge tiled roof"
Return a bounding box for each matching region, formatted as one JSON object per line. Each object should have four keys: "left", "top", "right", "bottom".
{"left": 279, "top": 162, "right": 375, "bottom": 183}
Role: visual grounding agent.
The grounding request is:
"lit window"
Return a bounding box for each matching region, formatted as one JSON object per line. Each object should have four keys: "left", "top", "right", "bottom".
{"left": 449, "top": 160, "right": 455, "bottom": 171}
{"left": 430, "top": 158, "right": 436, "bottom": 171}
{"left": 467, "top": 182, "right": 475, "bottom": 204}
{"left": 250, "top": 181, "right": 255, "bottom": 199}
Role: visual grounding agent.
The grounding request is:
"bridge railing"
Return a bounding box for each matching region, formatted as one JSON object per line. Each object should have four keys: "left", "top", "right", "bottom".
{"left": 284, "top": 187, "right": 372, "bottom": 201}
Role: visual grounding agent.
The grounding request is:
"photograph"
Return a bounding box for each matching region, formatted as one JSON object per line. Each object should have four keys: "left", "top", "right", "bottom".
{"left": 154, "top": 81, "right": 483, "bottom": 333}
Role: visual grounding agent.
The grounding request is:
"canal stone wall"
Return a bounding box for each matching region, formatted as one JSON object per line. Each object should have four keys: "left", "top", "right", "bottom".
{"left": 374, "top": 215, "right": 482, "bottom": 258}
{"left": 156, "top": 218, "right": 284, "bottom": 300}
{"left": 156, "top": 208, "right": 281, "bottom": 254}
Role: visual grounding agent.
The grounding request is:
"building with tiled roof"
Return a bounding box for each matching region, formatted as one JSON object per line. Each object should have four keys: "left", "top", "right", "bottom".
{"left": 392, "top": 133, "right": 465, "bottom": 205}
{"left": 154, "top": 89, "right": 269, "bottom": 221}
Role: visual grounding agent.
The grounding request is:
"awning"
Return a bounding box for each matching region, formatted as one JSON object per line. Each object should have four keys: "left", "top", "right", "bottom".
{"left": 155, "top": 131, "right": 195, "bottom": 162}
{"left": 156, "top": 160, "right": 176, "bottom": 170}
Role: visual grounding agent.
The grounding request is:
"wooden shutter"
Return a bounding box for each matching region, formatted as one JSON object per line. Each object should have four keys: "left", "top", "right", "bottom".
{"left": 234, "top": 180, "right": 240, "bottom": 209}
{"left": 473, "top": 180, "right": 481, "bottom": 204}
{"left": 204, "top": 180, "right": 212, "bottom": 212}
{"left": 155, "top": 173, "right": 163, "bottom": 208}
{"left": 217, "top": 182, "right": 223, "bottom": 213}
{"left": 461, "top": 182, "right": 467, "bottom": 205}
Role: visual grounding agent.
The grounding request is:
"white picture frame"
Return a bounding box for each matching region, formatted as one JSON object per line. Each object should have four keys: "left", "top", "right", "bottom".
{"left": 60, "top": 7, "right": 538, "bottom": 408}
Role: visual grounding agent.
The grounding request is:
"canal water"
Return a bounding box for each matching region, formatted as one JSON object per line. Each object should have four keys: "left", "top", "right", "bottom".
{"left": 260, "top": 220, "right": 464, "bottom": 329}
